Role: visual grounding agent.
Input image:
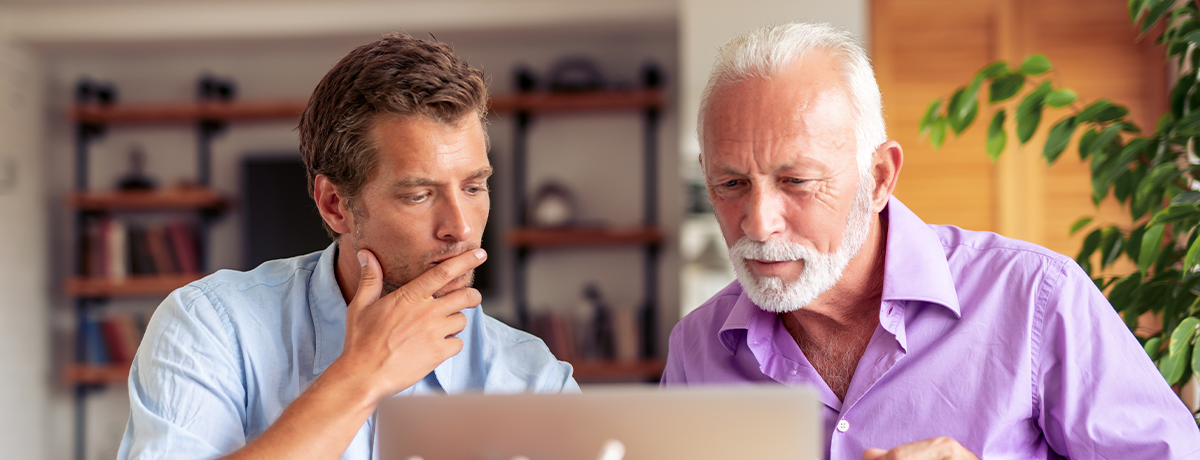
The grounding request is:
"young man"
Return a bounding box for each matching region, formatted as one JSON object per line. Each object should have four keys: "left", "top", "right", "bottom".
{"left": 663, "top": 22, "right": 1200, "bottom": 459}
{"left": 118, "top": 33, "right": 578, "bottom": 460}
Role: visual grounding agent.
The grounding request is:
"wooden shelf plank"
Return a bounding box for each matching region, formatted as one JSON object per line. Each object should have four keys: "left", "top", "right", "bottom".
{"left": 507, "top": 227, "right": 661, "bottom": 248}
{"left": 63, "top": 363, "right": 132, "bottom": 385}
{"left": 65, "top": 273, "right": 203, "bottom": 298}
{"left": 568, "top": 359, "right": 666, "bottom": 383}
{"left": 69, "top": 100, "right": 306, "bottom": 125}
{"left": 490, "top": 89, "right": 663, "bottom": 113}
{"left": 68, "top": 188, "right": 228, "bottom": 211}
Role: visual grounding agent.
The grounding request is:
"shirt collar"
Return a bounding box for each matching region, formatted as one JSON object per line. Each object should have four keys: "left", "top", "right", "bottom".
{"left": 881, "top": 197, "right": 961, "bottom": 317}
{"left": 713, "top": 196, "right": 961, "bottom": 354}
{"left": 308, "top": 242, "right": 464, "bottom": 391}
{"left": 310, "top": 242, "right": 347, "bottom": 375}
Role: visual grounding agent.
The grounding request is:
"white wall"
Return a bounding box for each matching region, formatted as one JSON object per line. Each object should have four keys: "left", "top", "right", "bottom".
{"left": 678, "top": 0, "right": 868, "bottom": 160}
{"left": 0, "top": 8, "right": 50, "bottom": 460}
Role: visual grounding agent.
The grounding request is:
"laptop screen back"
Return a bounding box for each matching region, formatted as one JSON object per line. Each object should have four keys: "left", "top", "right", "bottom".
{"left": 377, "top": 386, "right": 821, "bottom": 460}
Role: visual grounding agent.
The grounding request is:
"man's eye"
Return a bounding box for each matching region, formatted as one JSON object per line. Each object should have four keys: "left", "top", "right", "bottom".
{"left": 465, "top": 185, "right": 489, "bottom": 194}
{"left": 406, "top": 194, "right": 429, "bottom": 203}
{"left": 786, "top": 178, "right": 806, "bottom": 184}
{"left": 721, "top": 180, "right": 739, "bottom": 187}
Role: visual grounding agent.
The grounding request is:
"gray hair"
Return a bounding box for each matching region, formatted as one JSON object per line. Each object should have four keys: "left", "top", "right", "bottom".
{"left": 697, "top": 22, "right": 886, "bottom": 175}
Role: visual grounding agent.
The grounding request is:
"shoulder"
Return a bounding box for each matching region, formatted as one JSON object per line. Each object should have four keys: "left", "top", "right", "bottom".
{"left": 673, "top": 281, "right": 742, "bottom": 338}
{"left": 930, "top": 224, "right": 1074, "bottom": 268}
{"left": 148, "top": 251, "right": 324, "bottom": 353}
{"left": 468, "top": 309, "right": 578, "bottom": 392}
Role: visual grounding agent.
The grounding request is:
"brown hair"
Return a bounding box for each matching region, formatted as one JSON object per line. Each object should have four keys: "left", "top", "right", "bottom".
{"left": 299, "top": 32, "right": 488, "bottom": 237}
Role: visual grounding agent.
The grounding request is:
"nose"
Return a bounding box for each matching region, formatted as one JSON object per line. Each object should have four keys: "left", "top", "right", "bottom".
{"left": 436, "top": 191, "right": 473, "bottom": 242}
{"left": 741, "top": 185, "right": 785, "bottom": 242}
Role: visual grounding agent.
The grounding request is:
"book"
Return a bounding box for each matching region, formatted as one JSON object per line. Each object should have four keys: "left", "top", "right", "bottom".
{"left": 108, "top": 218, "right": 128, "bottom": 280}
{"left": 167, "top": 221, "right": 199, "bottom": 274}
{"left": 146, "top": 225, "right": 178, "bottom": 274}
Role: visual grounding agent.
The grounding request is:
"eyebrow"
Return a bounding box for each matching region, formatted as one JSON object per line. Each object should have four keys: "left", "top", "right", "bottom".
{"left": 392, "top": 166, "right": 494, "bottom": 189}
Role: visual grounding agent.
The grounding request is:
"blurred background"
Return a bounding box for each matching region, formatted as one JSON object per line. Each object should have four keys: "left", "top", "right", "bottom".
{"left": 0, "top": 0, "right": 1160, "bottom": 458}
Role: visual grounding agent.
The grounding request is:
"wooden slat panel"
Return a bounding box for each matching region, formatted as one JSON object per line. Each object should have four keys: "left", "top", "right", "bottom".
{"left": 874, "top": 0, "right": 1000, "bottom": 232}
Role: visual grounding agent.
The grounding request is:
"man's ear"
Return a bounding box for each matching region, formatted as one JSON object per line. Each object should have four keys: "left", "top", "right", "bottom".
{"left": 870, "top": 141, "right": 904, "bottom": 212}
{"left": 313, "top": 175, "right": 353, "bottom": 236}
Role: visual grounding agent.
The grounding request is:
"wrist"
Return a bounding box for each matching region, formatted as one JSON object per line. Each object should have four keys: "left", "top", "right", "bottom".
{"left": 314, "top": 359, "right": 384, "bottom": 414}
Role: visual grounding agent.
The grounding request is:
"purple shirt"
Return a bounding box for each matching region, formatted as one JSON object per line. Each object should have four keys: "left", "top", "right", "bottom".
{"left": 663, "top": 197, "right": 1200, "bottom": 459}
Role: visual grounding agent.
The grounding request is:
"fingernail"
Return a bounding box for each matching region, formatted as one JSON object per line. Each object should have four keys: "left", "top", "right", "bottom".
{"left": 357, "top": 251, "right": 367, "bottom": 267}
{"left": 474, "top": 249, "right": 486, "bottom": 260}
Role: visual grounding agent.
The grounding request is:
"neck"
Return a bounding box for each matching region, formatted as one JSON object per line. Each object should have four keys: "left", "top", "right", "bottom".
{"left": 779, "top": 213, "right": 888, "bottom": 400}
{"left": 784, "top": 212, "right": 888, "bottom": 329}
{"left": 333, "top": 237, "right": 361, "bottom": 305}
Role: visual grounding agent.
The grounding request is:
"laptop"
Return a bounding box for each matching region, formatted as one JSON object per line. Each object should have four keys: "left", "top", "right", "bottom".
{"left": 376, "top": 385, "right": 822, "bottom": 460}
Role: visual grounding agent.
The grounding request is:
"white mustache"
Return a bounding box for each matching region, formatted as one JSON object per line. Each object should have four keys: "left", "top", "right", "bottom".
{"left": 728, "top": 238, "right": 817, "bottom": 264}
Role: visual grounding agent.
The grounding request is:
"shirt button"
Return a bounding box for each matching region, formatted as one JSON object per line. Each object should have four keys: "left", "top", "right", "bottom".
{"left": 836, "top": 420, "right": 850, "bottom": 432}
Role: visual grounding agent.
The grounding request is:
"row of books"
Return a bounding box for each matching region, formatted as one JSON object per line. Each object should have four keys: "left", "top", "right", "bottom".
{"left": 80, "top": 310, "right": 148, "bottom": 364}
{"left": 81, "top": 217, "right": 202, "bottom": 279}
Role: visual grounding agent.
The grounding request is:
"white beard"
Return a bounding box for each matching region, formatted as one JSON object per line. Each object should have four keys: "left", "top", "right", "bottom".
{"left": 727, "top": 178, "right": 875, "bottom": 313}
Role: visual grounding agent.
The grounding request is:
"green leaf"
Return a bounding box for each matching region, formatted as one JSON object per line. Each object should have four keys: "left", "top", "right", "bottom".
{"left": 1192, "top": 336, "right": 1200, "bottom": 380}
{"left": 1069, "top": 217, "right": 1093, "bottom": 235}
{"left": 947, "top": 87, "right": 979, "bottom": 134}
{"left": 1171, "top": 317, "right": 1200, "bottom": 355}
{"left": 1127, "top": 225, "right": 1148, "bottom": 263}
{"left": 1043, "top": 116, "right": 1078, "bottom": 163}
{"left": 1150, "top": 204, "right": 1200, "bottom": 226}
{"left": 1159, "top": 345, "right": 1189, "bottom": 385}
{"left": 1139, "top": 223, "right": 1167, "bottom": 275}
{"left": 918, "top": 99, "right": 941, "bottom": 137}
{"left": 986, "top": 110, "right": 1007, "bottom": 161}
{"left": 1109, "top": 272, "right": 1144, "bottom": 313}
{"left": 1078, "top": 128, "right": 1101, "bottom": 160}
{"left": 1019, "top": 54, "right": 1052, "bottom": 76}
{"left": 1157, "top": 112, "right": 1176, "bottom": 134}
{"left": 1146, "top": 336, "right": 1164, "bottom": 360}
{"left": 1078, "top": 229, "right": 1103, "bottom": 267}
{"left": 989, "top": 72, "right": 1025, "bottom": 102}
{"left": 1114, "top": 170, "right": 1136, "bottom": 204}
{"left": 1129, "top": 0, "right": 1148, "bottom": 22}
{"left": 1172, "top": 191, "right": 1200, "bottom": 206}
{"left": 1099, "top": 227, "right": 1124, "bottom": 269}
{"left": 1016, "top": 82, "right": 1053, "bottom": 144}
{"left": 978, "top": 61, "right": 1008, "bottom": 79}
{"left": 1174, "top": 111, "right": 1200, "bottom": 137}
{"left": 1045, "top": 88, "right": 1078, "bottom": 108}
{"left": 1143, "top": 0, "right": 1173, "bottom": 34}
{"left": 1078, "top": 99, "right": 1130, "bottom": 123}
{"left": 1084, "top": 124, "right": 1125, "bottom": 161}
{"left": 930, "top": 117, "right": 948, "bottom": 149}
{"left": 1185, "top": 236, "right": 1200, "bottom": 278}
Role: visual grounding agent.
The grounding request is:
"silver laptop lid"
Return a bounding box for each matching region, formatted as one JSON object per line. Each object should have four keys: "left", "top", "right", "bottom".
{"left": 377, "top": 386, "right": 821, "bottom": 460}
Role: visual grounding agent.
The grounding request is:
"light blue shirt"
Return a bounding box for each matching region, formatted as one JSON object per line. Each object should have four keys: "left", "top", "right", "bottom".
{"left": 118, "top": 243, "right": 579, "bottom": 459}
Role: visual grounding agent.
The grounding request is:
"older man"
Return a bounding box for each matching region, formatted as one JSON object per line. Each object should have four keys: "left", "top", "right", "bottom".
{"left": 118, "top": 34, "right": 577, "bottom": 460}
{"left": 663, "top": 22, "right": 1200, "bottom": 459}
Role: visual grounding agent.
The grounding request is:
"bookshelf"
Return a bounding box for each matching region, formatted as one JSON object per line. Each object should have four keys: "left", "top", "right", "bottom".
{"left": 494, "top": 64, "right": 665, "bottom": 382}
{"left": 64, "top": 77, "right": 294, "bottom": 460}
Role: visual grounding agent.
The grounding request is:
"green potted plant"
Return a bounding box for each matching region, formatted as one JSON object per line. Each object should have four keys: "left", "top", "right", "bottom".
{"left": 920, "top": 0, "right": 1200, "bottom": 423}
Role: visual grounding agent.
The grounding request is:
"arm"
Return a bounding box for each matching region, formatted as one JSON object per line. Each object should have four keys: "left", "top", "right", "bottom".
{"left": 1034, "top": 260, "right": 1200, "bottom": 458}
{"left": 220, "top": 248, "right": 486, "bottom": 460}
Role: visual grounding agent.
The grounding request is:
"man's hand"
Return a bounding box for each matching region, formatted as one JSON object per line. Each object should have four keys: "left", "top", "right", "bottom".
{"left": 330, "top": 247, "right": 486, "bottom": 402}
{"left": 862, "top": 437, "right": 980, "bottom": 460}
{"left": 219, "top": 248, "right": 485, "bottom": 460}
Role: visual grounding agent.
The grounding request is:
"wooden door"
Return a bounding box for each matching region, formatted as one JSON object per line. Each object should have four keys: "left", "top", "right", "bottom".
{"left": 872, "top": 0, "right": 1165, "bottom": 259}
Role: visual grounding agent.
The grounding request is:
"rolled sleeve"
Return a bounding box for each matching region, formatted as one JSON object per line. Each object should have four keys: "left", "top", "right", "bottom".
{"left": 1035, "top": 260, "right": 1200, "bottom": 459}
{"left": 117, "top": 286, "right": 247, "bottom": 460}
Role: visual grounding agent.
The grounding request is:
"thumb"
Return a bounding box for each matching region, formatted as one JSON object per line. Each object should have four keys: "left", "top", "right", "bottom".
{"left": 351, "top": 249, "right": 383, "bottom": 311}
{"left": 862, "top": 448, "right": 888, "bottom": 460}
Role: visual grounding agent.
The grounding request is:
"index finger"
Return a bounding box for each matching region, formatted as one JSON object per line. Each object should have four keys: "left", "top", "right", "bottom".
{"left": 405, "top": 248, "right": 487, "bottom": 298}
